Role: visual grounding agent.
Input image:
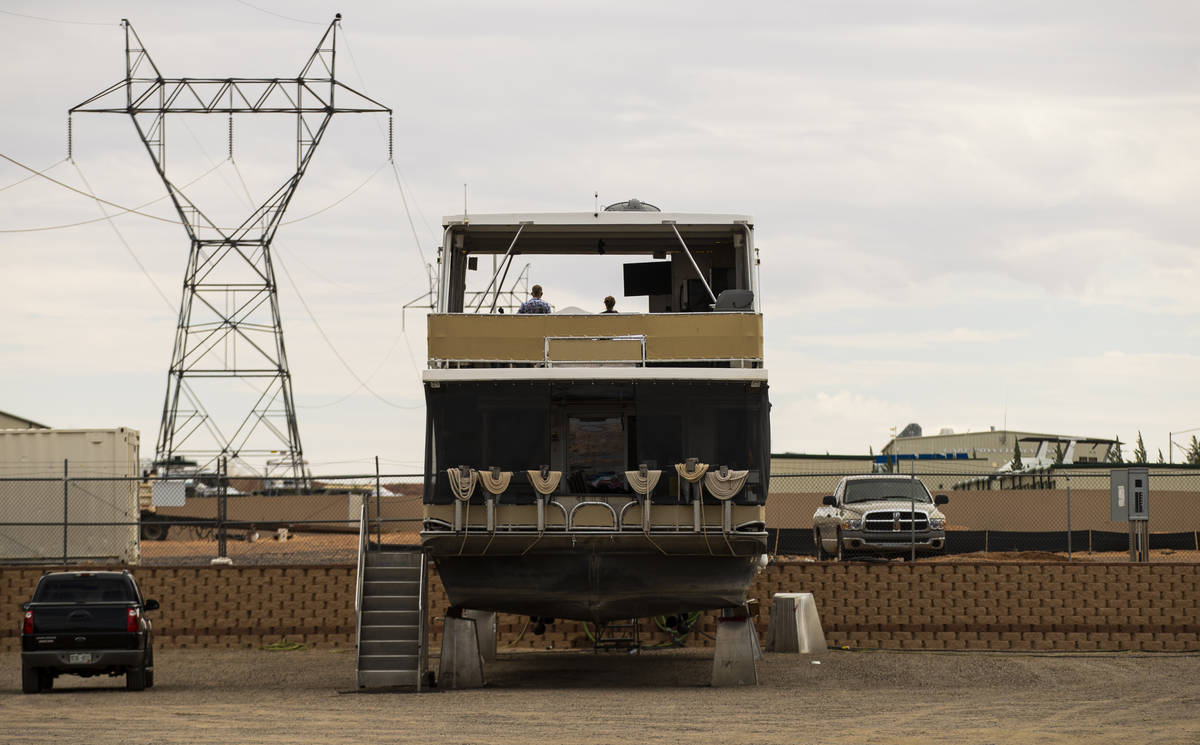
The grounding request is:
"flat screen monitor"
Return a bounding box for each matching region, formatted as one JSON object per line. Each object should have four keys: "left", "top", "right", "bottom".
{"left": 623, "top": 261, "right": 672, "bottom": 297}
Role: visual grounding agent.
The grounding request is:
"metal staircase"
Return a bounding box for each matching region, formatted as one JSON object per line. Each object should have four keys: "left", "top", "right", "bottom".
{"left": 355, "top": 508, "right": 428, "bottom": 689}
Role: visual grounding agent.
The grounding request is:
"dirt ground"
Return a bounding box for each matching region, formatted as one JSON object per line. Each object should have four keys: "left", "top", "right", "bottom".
{"left": 3, "top": 647, "right": 1198, "bottom": 744}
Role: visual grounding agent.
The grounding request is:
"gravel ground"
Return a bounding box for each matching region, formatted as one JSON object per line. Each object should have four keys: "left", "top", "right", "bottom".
{"left": 3, "top": 647, "right": 1199, "bottom": 744}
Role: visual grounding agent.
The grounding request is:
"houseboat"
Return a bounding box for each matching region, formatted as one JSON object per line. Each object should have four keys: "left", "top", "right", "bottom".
{"left": 420, "top": 201, "right": 770, "bottom": 623}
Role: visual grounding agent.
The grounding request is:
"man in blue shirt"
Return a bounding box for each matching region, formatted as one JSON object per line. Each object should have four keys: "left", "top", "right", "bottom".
{"left": 518, "top": 284, "right": 551, "bottom": 314}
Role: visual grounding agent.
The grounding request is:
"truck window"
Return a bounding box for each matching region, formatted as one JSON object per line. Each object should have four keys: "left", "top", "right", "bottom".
{"left": 35, "top": 576, "right": 134, "bottom": 603}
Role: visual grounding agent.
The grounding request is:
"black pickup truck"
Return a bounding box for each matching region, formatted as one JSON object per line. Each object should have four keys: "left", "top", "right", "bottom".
{"left": 20, "top": 570, "right": 159, "bottom": 693}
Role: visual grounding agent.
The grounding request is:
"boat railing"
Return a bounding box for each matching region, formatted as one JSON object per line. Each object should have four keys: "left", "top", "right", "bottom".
{"left": 544, "top": 334, "right": 646, "bottom": 367}
{"left": 565, "top": 499, "right": 620, "bottom": 530}
{"left": 426, "top": 312, "right": 763, "bottom": 367}
{"left": 436, "top": 493, "right": 760, "bottom": 536}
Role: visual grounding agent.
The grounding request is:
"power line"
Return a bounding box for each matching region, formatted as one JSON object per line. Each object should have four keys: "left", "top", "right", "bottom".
{"left": 0, "top": 152, "right": 178, "bottom": 225}
{"left": 341, "top": 28, "right": 438, "bottom": 248}
{"left": 71, "top": 161, "right": 176, "bottom": 312}
{"left": 274, "top": 251, "right": 422, "bottom": 410}
{"left": 297, "top": 331, "right": 405, "bottom": 409}
{"left": 390, "top": 160, "right": 430, "bottom": 269}
{"left": 0, "top": 158, "right": 66, "bottom": 192}
{"left": 0, "top": 156, "right": 228, "bottom": 233}
{"left": 0, "top": 9, "right": 116, "bottom": 26}
{"left": 0, "top": 151, "right": 389, "bottom": 233}
{"left": 233, "top": 0, "right": 324, "bottom": 25}
{"left": 285, "top": 161, "right": 388, "bottom": 224}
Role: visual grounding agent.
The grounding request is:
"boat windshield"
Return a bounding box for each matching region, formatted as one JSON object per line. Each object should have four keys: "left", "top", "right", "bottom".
{"left": 843, "top": 479, "right": 932, "bottom": 504}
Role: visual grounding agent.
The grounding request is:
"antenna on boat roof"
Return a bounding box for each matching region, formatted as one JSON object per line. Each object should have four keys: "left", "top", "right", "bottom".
{"left": 463, "top": 183, "right": 468, "bottom": 222}
{"left": 593, "top": 191, "right": 599, "bottom": 218}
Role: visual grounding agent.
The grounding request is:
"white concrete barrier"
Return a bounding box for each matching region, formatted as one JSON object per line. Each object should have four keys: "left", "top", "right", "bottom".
{"left": 765, "top": 592, "right": 827, "bottom": 654}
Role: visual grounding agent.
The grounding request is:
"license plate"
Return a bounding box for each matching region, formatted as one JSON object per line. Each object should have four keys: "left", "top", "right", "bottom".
{"left": 68, "top": 653, "right": 94, "bottom": 664}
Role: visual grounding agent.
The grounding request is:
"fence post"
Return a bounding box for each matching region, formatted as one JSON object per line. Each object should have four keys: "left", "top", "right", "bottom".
{"left": 909, "top": 471, "right": 916, "bottom": 562}
{"left": 375, "top": 455, "right": 382, "bottom": 547}
{"left": 1066, "top": 475, "right": 1072, "bottom": 560}
{"left": 217, "top": 456, "right": 228, "bottom": 559}
{"left": 62, "top": 458, "right": 69, "bottom": 564}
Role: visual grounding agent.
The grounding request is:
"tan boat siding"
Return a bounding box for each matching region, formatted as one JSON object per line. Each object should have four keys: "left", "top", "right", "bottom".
{"left": 427, "top": 313, "right": 763, "bottom": 363}
{"left": 548, "top": 338, "right": 643, "bottom": 362}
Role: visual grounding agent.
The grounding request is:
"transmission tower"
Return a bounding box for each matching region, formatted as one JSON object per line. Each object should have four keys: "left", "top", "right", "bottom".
{"left": 71, "top": 16, "right": 391, "bottom": 479}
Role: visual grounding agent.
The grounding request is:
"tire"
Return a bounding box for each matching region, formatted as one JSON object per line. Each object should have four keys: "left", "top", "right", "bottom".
{"left": 140, "top": 522, "right": 168, "bottom": 541}
{"left": 39, "top": 669, "right": 53, "bottom": 692}
{"left": 21, "top": 666, "right": 39, "bottom": 694}
{"left": 836, "top": 528, "right": 846, "bottom": 562}
{"left": 145, "top": 646, "right": 154, "bottom": 688}
{"left": 126, "top": 662, "right": 147, "bottom": 691}
{"left": 813, "top": 528, "right": 829, "bottom": 561}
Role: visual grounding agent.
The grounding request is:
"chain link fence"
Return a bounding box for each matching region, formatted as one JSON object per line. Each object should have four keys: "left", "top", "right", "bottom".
{"left": 0, "top": 467, "right": 423, "bottom": 566}
{"left": 4, "top": 464, "right": 1199, "bottom": 565}
{"left": 765, "top": 468, "right": 1200, "bottom": 561}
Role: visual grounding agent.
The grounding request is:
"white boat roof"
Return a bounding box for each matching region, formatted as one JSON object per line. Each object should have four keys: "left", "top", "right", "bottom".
{"left": 442, "top": 211, "right": 753, "bottom": 228}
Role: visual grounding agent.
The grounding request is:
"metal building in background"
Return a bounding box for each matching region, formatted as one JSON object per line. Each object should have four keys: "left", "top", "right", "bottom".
{"left": 70, "top": 16, "right": 390, "bottom": 480}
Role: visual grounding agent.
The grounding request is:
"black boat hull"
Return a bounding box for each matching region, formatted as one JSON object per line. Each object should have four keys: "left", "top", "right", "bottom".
{"left": 426, "top": 533, "right": 766, "bottom": 623}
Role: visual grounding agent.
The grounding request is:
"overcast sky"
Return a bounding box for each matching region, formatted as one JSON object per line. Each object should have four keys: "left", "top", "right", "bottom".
{"left": 2, "top": 1, "right": 1198, "bottom": 473}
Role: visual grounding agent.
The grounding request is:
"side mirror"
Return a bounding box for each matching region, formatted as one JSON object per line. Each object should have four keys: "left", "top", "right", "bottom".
{"left": 22, "top": 601, "right": 31, "bottom": 611}
{"left": 144, "top": 599, "right": 160, "bottom": 611}
{"left": 822, "top": 495, "right": 837, "bottom": 506}
{"left": 935, "top": 495, "right": 949, "bottom": 505}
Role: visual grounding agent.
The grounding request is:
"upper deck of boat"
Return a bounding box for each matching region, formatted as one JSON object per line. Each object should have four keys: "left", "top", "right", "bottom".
{"left": 429, "top": 209, "right": 763, "bottom": 375}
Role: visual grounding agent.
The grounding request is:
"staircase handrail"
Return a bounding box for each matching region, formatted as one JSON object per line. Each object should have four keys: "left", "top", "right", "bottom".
{"left": 354, "top": 503, "right": 367, "bottom": 655}
{"left": 417, "top": 551, "right": 427, "bottom": 692}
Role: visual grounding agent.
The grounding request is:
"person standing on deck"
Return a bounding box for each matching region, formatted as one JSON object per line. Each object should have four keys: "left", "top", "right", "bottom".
{"left": 518, "top": 284, "right": 551, "bottom": 314}
{"left": 602, "top": 295, "right": 618, "bottom": 313}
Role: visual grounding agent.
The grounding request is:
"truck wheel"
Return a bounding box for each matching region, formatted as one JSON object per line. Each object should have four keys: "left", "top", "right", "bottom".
{"left": 21, "top": 666, "right": 39, "bottom": 694}
{"left": 836, "top": 529, "right": 847, "bottom": 562}
{"left": 126, "top": 663, "right": 147, "bottom": 691}
{"left": 140, "top": 522, "right": 168, "bottom": 541}
{"left": 145, "top": 646, "right": 155, "bottom": 688}
{"left": 38, "top": 669, "right": 53, "bottom": 691}
{"left": 813, "top": 529, "right": 827, "bottom": 561}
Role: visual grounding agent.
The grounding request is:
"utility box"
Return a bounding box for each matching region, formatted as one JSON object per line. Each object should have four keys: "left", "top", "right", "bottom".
{"left": 1110, "top": 467, "right": 1149, "bottom": 522}
{"left": 0, "top": 428, "right": 141, "bottom": 563}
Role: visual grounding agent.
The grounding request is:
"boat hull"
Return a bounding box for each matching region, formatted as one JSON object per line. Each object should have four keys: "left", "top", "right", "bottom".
{"left": 425, "top": 532, "right": 765, "bottom": 623}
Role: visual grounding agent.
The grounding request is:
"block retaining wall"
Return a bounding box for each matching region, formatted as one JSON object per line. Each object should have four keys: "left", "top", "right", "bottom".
{"left": 3, "top": 561, "right": 1197, "bottom": 653}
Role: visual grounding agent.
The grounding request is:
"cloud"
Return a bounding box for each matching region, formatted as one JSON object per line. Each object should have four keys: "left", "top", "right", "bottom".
{"left": 2, "top": 0, "right": 1198, "bottom": 470}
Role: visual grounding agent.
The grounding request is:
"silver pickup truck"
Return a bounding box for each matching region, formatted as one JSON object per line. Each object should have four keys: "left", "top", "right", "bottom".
{"left": 813, "top": 475, "right": 949, "bottom": 560}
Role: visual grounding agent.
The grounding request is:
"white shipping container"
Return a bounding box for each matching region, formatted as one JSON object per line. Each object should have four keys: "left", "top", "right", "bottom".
{"left": 0, "top": 428, "right": 141, "bottom": 563}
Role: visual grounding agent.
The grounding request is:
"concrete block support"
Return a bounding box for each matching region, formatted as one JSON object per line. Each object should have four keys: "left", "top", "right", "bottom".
{"left": 711, "top": 610, "right": 759, "bottom": 687}
{"left": 438, "top": 616, "right": 485, "bottom": 689}
{"left": 766, "top": 592, "right": 827, "bottom": 654}
{"left": 464, "top": 609, "right": 497, "bottom": 664}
